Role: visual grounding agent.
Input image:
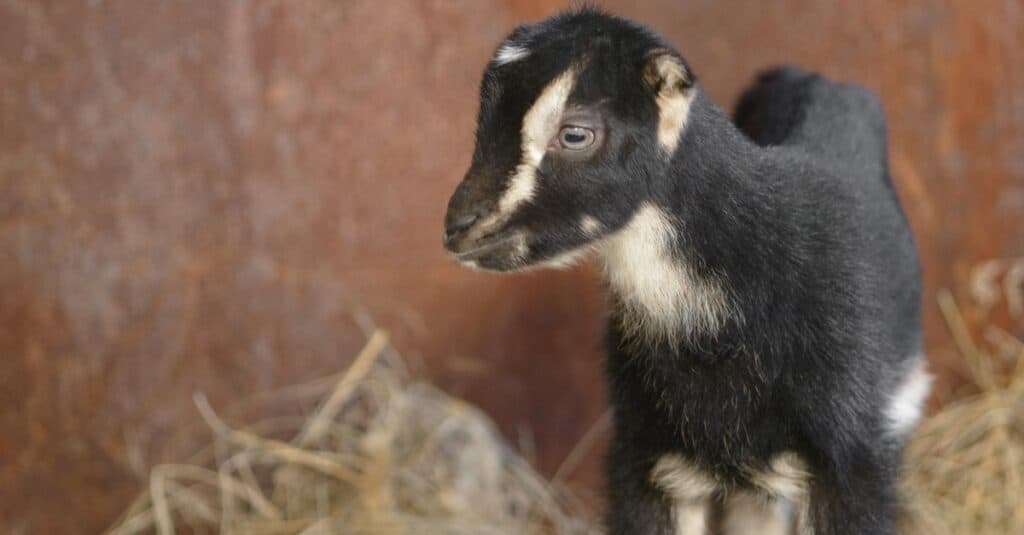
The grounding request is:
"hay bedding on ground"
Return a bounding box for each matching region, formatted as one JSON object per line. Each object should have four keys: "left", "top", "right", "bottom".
{"left": 902, "top": 264, "right": 1024, "bottom": 535}
{"left": 107, "top": 331, "right": 598, "bottom": 534}
{"left": 108, "top": 259, "right": 1024, "bottom": 534}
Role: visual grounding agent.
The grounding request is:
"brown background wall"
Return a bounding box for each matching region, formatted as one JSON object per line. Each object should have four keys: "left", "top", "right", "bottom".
{"left": 1, "top": 1, "right": 1022, "bottom": 532}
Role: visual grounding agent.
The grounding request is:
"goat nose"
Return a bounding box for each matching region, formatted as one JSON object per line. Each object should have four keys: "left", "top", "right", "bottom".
{"left": 444, "top": 213, "right": 478, "bottom": 243}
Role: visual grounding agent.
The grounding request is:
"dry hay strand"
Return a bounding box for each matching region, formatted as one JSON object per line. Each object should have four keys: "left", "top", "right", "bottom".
{"left": 106, "top": 257, "right": 1024, "bottom": 534}
{"left": 904, "top": 266, "right": 1024, "bottom": 535}
{"left": 106, "top": 330, "right": 599, "bottom": 535}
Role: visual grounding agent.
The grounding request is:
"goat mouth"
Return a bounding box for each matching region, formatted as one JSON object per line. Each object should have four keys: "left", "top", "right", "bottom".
{"left": 450, "top": 233, "right": 521, "bottom": 262}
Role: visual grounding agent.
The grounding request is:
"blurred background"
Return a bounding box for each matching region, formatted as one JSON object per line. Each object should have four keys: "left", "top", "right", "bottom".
{"left": 2, "top": 1, "right": 1022, "bottom": 533}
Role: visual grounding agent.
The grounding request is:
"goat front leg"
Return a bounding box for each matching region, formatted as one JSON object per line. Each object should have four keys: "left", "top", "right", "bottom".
{"left": 721, "top": 491, "right": 791, "bottom": 535}
{"left": 606, "top": 441, "right": 713, "bottom": 534}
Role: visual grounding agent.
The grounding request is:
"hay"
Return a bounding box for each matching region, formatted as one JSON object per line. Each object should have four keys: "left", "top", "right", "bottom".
{"left": 106, "top": 330, "right": 598, "bottom": 534}
{"left": 107, "top": 258, "right": 1024, "bottom": 534}
{"left": 904, "top": 259, "right": 1024, "bottom": 534}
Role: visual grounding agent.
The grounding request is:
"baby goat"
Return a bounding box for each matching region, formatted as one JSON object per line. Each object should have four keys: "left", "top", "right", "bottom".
{"left": 443, "top": 8, "right": 929, "bottom": 535}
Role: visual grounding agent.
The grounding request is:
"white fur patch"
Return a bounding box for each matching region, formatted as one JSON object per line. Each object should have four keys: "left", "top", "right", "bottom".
{"left": 885, "top": 357, "right": 931, "bottom": 437}
{"left": 748, "top": 452, "right": 810, "bottom": 502}
{"left": 580, "top": 215, "right": 602, "bottom": 235}
{"left": 671, "top": 502, "right": 709, "bottom": 535}
{"left": 536, "top": 247, "right": 591, "bottom": 270}
{"left": 651, "top": 455, "right": 715, "bottom": 535}
{"left": 497, "top": 68, "right": 577, "bottom": 215}
{"left": 655, "top": 87, "right": 692, "bottom": 154}
{"left": 722, "top": 492, "right": 790, "bottom": 535}
{"left": 457, "top": 68, "right": 578, "bottom": 269}
{"left": 644, "top": 53, "right": 694, "bottom": 154}
{"left": 651, "top": 454, "right": 718, "bottom": 500}
{"left": 494, "top": 43, "right": 529, "bottom": 65}
{"left": 598, "top": 204, "right": 729, "bottom": 344}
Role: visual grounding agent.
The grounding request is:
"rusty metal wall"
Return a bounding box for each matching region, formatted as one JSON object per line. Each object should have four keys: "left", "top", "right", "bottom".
{"left": 1, "top": 1, "right": 1021, "bottom": 532}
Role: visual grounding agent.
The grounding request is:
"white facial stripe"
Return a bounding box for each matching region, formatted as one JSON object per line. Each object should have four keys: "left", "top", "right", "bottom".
{"left": 599, "top": 203, "right": 729, "bottom": 344}
{"left": 498, "top": 162, "right": 537, "bottom": 214}
{"left": 494, "top": 44, "right": 529, "bottom": 65}
{"left": 886, "top": 356, "right": 931, "bottom": 436}
{"left": 497, "top": 67, "right": 578, "bottom": 215}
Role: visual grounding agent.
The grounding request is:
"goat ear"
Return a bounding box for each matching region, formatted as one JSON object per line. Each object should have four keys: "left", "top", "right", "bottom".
{"left": 641, "top": 49, "right": 695, "bottom": 153}
{"left": 642, "top": 49, "right": 694, "bottom": 95}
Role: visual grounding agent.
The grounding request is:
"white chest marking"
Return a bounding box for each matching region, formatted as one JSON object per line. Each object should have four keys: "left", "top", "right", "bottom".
{"left": 599, "top": 203, "right": 729, "bottom": 343}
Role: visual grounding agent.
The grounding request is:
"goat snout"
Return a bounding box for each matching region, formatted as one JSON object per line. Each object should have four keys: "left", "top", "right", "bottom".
{"left": 444, "top": 177, "right": 494, "bottom": 249}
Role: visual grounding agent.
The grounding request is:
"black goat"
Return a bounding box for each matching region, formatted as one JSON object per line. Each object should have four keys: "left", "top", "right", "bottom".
{"left": 443, "top": 8, "right": 929, "bottom": 535}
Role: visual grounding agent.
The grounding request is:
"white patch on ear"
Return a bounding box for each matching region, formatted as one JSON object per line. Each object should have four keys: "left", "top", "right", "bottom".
{"left": 656, "top": 86, "right": 693, "bottom": 155}
{"left": 598, "top": 204, "right": 729, "bottom": 344}
{"left": 497, "top": 67, "right": 577, "bottom": 216}
{"left": 644, "top": 51, "right": 694, "bottom": 154}
{"left": 494, "top": 43, "right": 529, "bottom": 65}
{"left": 651, "top": 454, "right": 715, "bottom": 534}
{"left": 748, "top": 452, "right": 810, "bottom": 502}
{"left": 885, "top": 356, "right": 931, "bottom": 437}
{"left": 721, "top": 492, "right": 790, "bottom": 535}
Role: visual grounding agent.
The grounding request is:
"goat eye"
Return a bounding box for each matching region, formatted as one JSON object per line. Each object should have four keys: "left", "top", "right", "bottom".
{"left": 558, "top": 126, "right": 595, "bottom": 150}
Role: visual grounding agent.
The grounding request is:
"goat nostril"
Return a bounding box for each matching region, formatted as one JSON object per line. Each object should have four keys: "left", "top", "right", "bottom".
{"left": 445, "top": 213, "right": 478, "bottom": 242}
{"left": 453, "top": 213, "right": 478, "bottom": 230}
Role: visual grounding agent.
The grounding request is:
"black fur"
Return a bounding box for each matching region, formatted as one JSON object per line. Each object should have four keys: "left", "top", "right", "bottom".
{"left": 444, "top": 8, "right": 922, "bottom": 535}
